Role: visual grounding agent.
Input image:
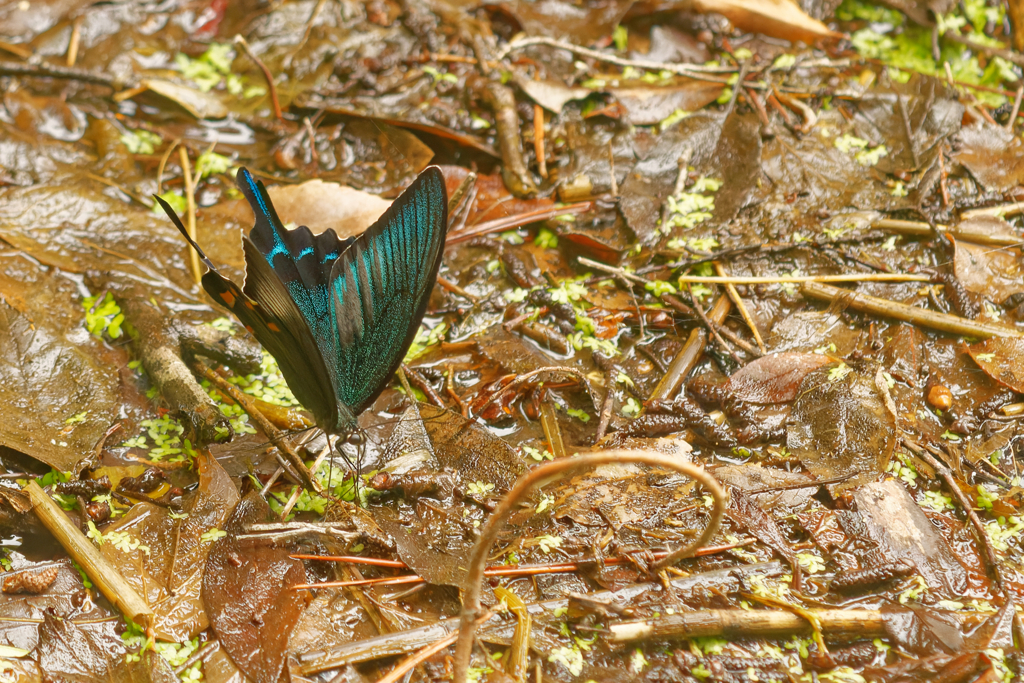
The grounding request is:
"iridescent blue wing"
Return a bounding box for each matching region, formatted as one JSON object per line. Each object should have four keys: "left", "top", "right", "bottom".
{"left": 156, "top": 186, "right": 342, "bottom": 432}
{"left": 329, "top": 167, "right": 448, "bottom": 415}
{"left": 236, "top": 169, "right": 357, "bottom": 431}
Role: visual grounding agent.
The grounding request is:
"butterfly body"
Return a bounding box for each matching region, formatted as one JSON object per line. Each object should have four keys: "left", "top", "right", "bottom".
{"left": 157, "top": 167, "right": 448, "bottom": 439}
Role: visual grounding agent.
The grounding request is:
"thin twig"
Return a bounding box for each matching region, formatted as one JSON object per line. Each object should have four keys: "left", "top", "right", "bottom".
{"left": 873, "top": 217, "right": 1024, "bottom": 246}
{"left": 446, "top": 202, "right": 591, "bottom": 243}
{"left": 714, "top": 261, "right": 765, "bottom": 354}
{"left": 534, "top": 104, "right": 547, "bottom": 179}
{"left": 802, "top": 281, "right": 1024, "bottom": 339}
{"left": 376, "top": 630, "right": 462, "bottom": 683}
{"left": 234, "top": 34, "right": 282, "bottom": 119}
{"left": 173, "top": 640, "right": 220, "bottom": 675}
{"left": 155, "top": 138, "right": 180, "bottom": 195}
{"left": 288, "top": 0, "right": 327, "bottom": 66}
{"left": 1007, "top": 86, "right": 1024, "bottom": 131}
{"left": 25, "top": 481, "right": 154, "bottom": 630}
{"left": 66, "top": 16, "right": 82, "bottom": 67}
{"left": 686, "top": 284, "right": 743, "bottom": 366}
{"left": 178, "top": 147, "right": 202, "bottom": 286}
{"left": 675, "top": 273, "right": 930, "bottom": 284}
{"left": 192, "top": 360, "right": 322, "bottom": 494}
{"left": 401, "top": 364, "right": 447, "bottom": 408}
{"left": 595, "top": 371, "right": 617, "bottom": 443}
{"left": 942, "top": 29, "right": 1024, "bottom": 68}
{"left": 0, "top": 59, "right": 117, "bottom": 87}
{"left": 499, "top": 36, "right": 734, "bottom": 80}
{"left": 280, "top": 439, "right": 333, "bottom": 519}
{"left": 293, "top": 540, "right": 756, "bottom": 589}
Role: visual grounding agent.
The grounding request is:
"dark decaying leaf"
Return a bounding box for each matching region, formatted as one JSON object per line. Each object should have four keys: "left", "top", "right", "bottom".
{"left": 373, "top": 403, "right": 529, "bottom": 587}
{"left": 850, "top": 480, "right": 981, "bottom": 600}
{"left": 759, "top": 111, "right": 913, "bottom": 228}
{"left": 715, "top": 464, "right": 819, "bottom": 510}
{"left": 501, "top": 0, "right": 637, "bottom": 43}
{"left": 786, "top": 364, "right": 896, "bottom": 491}
{"left": 877, "top": 605, "right": 966, "bottom": 657}
{"left": 36, "top": 611, "right": 177, "bottom": 683}
{"left": 609, "top": 81, "right": 724, "bottom": 126}
{"left": 953, "top": 123, "right": 1024, "bottom": 192}
{"left": 967, "top": 337, "right": 1024, "bottom": 393}
{"left": 0, "top": 555, "right": 107, "bottom": 653}
{"left": 100, "top": 452, "right": 240, "bottom": 641}
{"left": 375, "top": 506, "right": 476, "bottom": 589}
{"left": 852, "top": 76, "right": 964, "bottom": 174}
{"left": 727, "top": 488, "right": 801, "bottom": 589}
{"left": 705, "top": 110, "right": 762, "bottom": 224}
{"left": 204, "top": 490, "right": 310, "bottom": 683}
{"left": 723, "top": 352, "right": 833, "bottom": 404}
{"left": 953, "top": 225, "right": 1024, "bottom": 304}
{"left": 0, "top": 301, "right": 121, "bottom": 473}
{"left": 618, "top": 115, "right": 723, "bottom": 244}
{"left": 418, "top": 404, "right": 527, "bottom": 489}
{"left": 0, "top": 184, "right": 194, "bottom": 295}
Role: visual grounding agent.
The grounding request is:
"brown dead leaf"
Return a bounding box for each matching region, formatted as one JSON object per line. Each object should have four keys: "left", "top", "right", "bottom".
{"left": 98, "top": 452, "right": 239, "bottom": 641}
{"left": 36, "top": 611, "right": 177, "bottom": 683}
{"left": 204, "top": 490, "right": 310, "bottom": 683}
{"left": 952, "top": 225, "right": 1024, "bottom": 304}
{"left": 953, "top": 124, "right": 1024, "bottom": 192}
{"left": 266, "top": 181, "right": 394, "bottom": 239}
{"left": 966, "top": 337, "right": 1024, "bottom": 393}
{"left": 611, "top": 82, "right": 725, "bottom": 126}
{"left": 121, "top": 79, "right": 228, "bottom": 120}
{"left": 724, "top": 352, "right": 833, "bottom": 403}
{"left": 787, "top": 364, "right": 896, "bottom": 491}
{"left": 692, "top": 0, "right": 842, "bottom": 43}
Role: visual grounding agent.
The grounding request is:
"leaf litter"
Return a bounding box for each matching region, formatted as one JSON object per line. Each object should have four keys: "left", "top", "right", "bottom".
{"left": 1, "top": 0, "right": 1024, "bottom": 681}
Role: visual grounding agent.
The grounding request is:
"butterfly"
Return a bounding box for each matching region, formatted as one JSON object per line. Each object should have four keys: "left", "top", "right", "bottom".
{"left": 155, "top": 167, "right": 449, "bottom": 443}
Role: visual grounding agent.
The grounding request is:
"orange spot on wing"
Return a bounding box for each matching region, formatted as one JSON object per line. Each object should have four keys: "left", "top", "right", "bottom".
{"left": 220, "top": 291, "right": 236, "bottom": 307}
{"left": 243, "top": 300, "right": 255, "bottom": 310}
{"left": 267, "top": 322, "right": 281, "bottom": 332}
{"left": 244, "top": 325, "right": 254, "bottom": 334}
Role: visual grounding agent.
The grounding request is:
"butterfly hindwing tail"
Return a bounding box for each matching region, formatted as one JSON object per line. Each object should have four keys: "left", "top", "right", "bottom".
{"left": 156, "top": 188, "right": 342, "bottom": 432}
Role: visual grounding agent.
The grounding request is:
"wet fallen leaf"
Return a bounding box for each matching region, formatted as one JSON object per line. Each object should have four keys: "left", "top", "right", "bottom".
{"left": 204, "top": 490, "right": 310, "bottom": 683}
{"left": 502, "top": 0, "right": 637, "bottom": 43}
{"left": 723, "top": 352, "right": 833, "bottom": 403}
{"left": 36, "top": 611, "right": 177, "bottom": 683}
{"left": 953, "top": 123, "right": 1024, "bottom": 192}
{"left": 693, "top": 0, "right": 841, "bottom": 43}
{"left": 787, "top": 364, "right": 896, "bottom": 491}
{"left": 122, "top": 79, "right": 229, "bottom": 120}
{"left": 966, "top": 337, "right": 1024, "bottom": 392}
{"left": 850, "top": 480, "right": 983, "bottom": 601}
{"left": 953, "top": 223, "right": 1024, "bottom": 303}
{"left": 0, "top": 301, "right": 121, "bottom": 472}
{"left": 99, "top": 452, "right": 240, "bottom": 641}
{"left": 265, "top": 180, "right": 394, "bottom": 239}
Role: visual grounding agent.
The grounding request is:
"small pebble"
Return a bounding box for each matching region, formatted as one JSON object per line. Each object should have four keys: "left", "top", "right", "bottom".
{"left": 927, "top": 385, "right": 953, "bottom": 410}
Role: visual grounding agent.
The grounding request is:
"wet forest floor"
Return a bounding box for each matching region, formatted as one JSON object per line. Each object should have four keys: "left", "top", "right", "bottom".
{"left": 1, "top": 0, "right": 1024, "bottom": 681}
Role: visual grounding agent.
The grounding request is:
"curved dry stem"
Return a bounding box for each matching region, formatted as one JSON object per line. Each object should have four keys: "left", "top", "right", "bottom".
{"left": 451, "top": 450, "right": 726, "bottom": 683}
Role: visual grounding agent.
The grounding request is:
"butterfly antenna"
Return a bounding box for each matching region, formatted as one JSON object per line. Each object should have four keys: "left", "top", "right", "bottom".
{"left": 153, "top": 194, "right": 219, "bottom": 273}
